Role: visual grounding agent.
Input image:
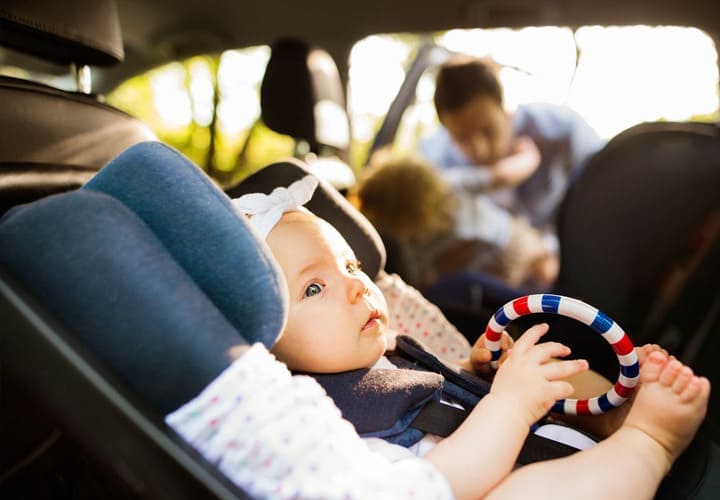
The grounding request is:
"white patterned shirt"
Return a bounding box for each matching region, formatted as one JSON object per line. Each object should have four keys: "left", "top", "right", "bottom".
{"left": 166, "top": 344, "right": 454, "bottom": 500}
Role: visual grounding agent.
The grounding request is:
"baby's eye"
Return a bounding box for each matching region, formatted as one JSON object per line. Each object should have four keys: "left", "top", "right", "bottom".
{"left": 304, "top": 282, "right": 324, "bottom": 298}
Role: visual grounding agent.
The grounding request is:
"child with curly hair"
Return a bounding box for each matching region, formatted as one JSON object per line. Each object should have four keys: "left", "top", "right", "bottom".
{"left": 352, "top": 154, "right": 558, "bottom": 290}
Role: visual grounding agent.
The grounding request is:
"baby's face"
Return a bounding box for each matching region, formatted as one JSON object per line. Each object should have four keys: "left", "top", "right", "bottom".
{"left": 267, "top": 211, "right": 389, "bottom": 373}
{"left": 440, "top": 94, "right": 513, "bottom": 166}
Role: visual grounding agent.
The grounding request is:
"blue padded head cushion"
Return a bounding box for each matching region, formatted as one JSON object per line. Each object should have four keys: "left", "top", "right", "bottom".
{"left": 85, "top": 142, "right": 287, "bottom": 347}
{"left": 0, "top": 190, "right": 282, "bottom": 413}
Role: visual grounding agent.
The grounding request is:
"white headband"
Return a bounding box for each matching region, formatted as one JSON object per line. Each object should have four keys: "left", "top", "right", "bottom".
{"left": 232, "top": 175, "right": 319, "bottom": 239}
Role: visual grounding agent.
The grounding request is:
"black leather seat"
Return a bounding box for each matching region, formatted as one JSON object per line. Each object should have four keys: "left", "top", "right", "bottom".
{"left": 0, "top": 0, "right": 156, "bottom": 215}
{"left": 556, "top": 121, "right": 720, "bottom": 356}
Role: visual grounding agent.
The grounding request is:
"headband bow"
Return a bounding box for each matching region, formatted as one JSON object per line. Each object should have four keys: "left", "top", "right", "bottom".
{"left": 233, "top": 175, "right": 319, "bottom": 239}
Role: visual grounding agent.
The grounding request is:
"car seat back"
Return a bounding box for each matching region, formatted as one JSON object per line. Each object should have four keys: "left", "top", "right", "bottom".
{"left": 555, "top": 121, "right": 720, "bottom": 442}
{"left": 0, "top": 142, "right": 288, "bottom": 498}
{"left": 557, "top": 121, "right": 720, "bottom": 349}
{"left": 0, "top": 0, "right": 156, "bottom": 216}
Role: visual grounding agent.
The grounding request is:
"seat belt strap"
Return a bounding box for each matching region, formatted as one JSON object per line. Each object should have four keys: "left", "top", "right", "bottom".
{"left": 409, "top": 400, "right": 467, "bottom": 437}
{"left": 410, "top": 400, "right": 582, "bottom": 464}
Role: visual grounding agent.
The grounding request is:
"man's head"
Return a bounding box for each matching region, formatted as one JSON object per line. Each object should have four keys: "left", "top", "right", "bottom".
{"left": 267, "top": 210, "right": 389, "bottom": 373}
{"left": 434, "top": 56, "right": 513, "bottom": 165}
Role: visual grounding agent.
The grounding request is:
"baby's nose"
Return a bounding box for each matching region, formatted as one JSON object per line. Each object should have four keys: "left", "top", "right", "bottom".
{"left": 346, "top": 275, "right": 368, "bottom": 303}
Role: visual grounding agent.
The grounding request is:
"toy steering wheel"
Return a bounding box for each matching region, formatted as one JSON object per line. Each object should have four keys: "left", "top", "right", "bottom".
{"left": 484, "top": 294, "right": 639, "bottom": 415}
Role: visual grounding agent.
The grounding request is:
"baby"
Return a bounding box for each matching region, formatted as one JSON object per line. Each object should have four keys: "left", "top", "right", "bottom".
{"left": 235, "top": 175, "right": 710, "bottom": 500}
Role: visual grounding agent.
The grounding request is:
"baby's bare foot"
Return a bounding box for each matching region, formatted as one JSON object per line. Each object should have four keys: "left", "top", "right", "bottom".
{"left": 592, "top": 344, "right": 669, "bottom": 437}
{"left": 623, "top": 351, "right": 710, "bottom": 463}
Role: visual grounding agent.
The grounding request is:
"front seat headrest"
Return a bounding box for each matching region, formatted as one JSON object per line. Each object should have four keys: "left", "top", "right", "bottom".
{"left": 261, "top": 37, "right": 350, "bottom": 153}
{"left": 0, "top": 0, "right": 124, "bottom": 66}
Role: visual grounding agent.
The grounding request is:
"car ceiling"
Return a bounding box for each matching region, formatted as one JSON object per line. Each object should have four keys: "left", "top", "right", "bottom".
{"left": 94, "top": 0, "right": 720, "bottom": 92}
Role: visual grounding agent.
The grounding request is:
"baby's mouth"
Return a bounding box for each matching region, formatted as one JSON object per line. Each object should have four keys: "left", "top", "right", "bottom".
{"left": 361, "top": 310, "right": 382, "bottom": 333}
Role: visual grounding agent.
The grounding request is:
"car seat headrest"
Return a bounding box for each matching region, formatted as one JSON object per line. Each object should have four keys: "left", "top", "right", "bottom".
{"left": 0, "top": 190, "right": 262, "bottom": 414}
{"left": 84, "top": 142, "right": 288, "bottom": 348}
{"left": 0, "top": 0, "right": 124, "bottom": 66}
{"left": 261, "top": 37, "right": 350, "bottom": 152}
{"left": 226, "top": 158, "right": 387, "bottom": 281}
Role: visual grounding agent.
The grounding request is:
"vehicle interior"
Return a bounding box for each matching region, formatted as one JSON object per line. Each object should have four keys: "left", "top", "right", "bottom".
{"left": 1, "top": 0, "right": 719, "bottom": 498}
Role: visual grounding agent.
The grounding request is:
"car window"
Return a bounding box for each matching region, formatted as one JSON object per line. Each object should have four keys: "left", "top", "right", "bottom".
{"left": 349, "top": 26, "right": 719, "bottom": 161}
{"left": 107, "top": 45, "right": 296, "bottom": 186}
{"left": 103, "top": 26, "right": 718, "bottom": 183}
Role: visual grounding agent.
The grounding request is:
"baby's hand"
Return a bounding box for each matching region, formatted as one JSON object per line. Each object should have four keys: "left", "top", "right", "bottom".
{"left": 489, "top": 323, "right": 589, "bottom": 427}
{"left": 462, "top": 330, "right": 514, "bottom": 379}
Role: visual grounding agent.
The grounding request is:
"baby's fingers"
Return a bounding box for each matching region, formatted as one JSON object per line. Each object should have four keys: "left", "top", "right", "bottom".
{"left": 512, "top": 323, "right": 549, "bottom": 353}
{"left": 548, "top": 380, "right": 577, "bottom": 401}
{"left": 544, "top": 359, "right": 589, "bottom": 381}
{"left": 500, "top": 332, "right": 514, "bottom": 350}
{"left": 469, "top": 346, "right": 492, "bottom": 374}
{"left": 526, "top": 341, "right": 573, "bottom": 363}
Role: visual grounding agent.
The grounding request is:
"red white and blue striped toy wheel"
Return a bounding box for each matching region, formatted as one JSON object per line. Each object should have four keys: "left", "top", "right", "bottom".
{"left": 484, "top": 294, "right": 639, "bottom": 415}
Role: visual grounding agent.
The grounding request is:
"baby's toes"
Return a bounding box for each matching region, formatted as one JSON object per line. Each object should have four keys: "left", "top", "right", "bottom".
{"left": 658, "top": 359, "right": 684, "bottom": 387}
{"left": 678, "top": 376, "right": 709, "bottom": 405}
{"left": 636, "top": 346, "right": 649, "bottom": 365}
{"left": 640, "top": 351, "right": 667, "bottom": 383}
{"left": 671, "top": 366, "right": 694, "bottom": 395}
{"left": 637, "top": 343, "right": 669, "bottom": 365}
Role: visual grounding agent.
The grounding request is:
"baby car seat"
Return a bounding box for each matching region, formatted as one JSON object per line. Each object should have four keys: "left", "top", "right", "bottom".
{"left": 0, "top": 142, "right": 285, "bottom": 498}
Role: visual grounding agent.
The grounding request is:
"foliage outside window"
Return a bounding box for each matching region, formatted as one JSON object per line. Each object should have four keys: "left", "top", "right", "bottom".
{"left": 108, "top": 47, "right": 295, "bottom": 186}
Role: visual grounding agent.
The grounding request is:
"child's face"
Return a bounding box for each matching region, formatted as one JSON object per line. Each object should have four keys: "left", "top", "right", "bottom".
{"left": 440, "top": 94, "right": 513, "bottom": 166}
{"left": 267, "top": 210, "right": 389, "bottom": 373}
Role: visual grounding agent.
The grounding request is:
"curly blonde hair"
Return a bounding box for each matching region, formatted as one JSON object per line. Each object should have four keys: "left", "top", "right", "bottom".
{"left": 351, "top": 155, "right": 457, "bottom": 241}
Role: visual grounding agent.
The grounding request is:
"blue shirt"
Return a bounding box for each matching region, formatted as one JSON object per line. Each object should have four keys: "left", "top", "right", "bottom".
{"left": 420, "top": 103, "right": 606, "bottom": 230}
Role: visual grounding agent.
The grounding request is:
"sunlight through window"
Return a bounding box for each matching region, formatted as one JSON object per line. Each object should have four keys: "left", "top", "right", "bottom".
{"left": 151, "top": 64, "right": 193, "bottom": 129}
{"left": 349, "top": 25, "right": 719, "bottom": 154}
{"left": 570, "top": 26, "right": 719, "bottom": 137}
